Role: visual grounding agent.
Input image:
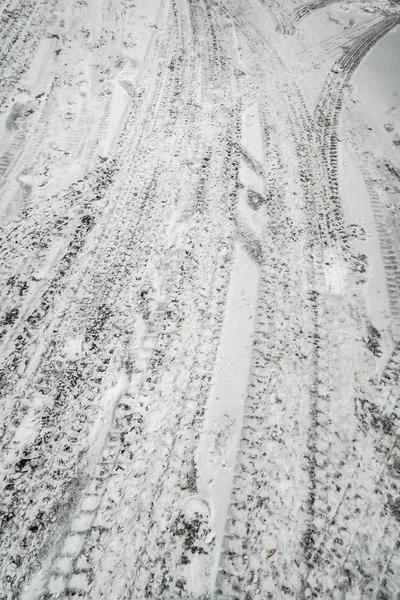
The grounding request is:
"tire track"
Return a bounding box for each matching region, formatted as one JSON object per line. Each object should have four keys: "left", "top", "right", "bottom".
{"left": 315, "top": 15, "right": 400, "bottom": 168}
{"left": 0, "top": 0, "right": 173, "bottom": 403}
{"left": 0, "top": 39, "right": 57, "bottom": 217}
{"left": 367, "top": 175, "right": 400, "bottom": 333}
{"left": 313, "top": 14, "right": 400, "bottom": 302}
{"left": 293, "top": 15, "right": 400, "bottom": 598}
{"left": 0, "top": 0, "right": 57, "bottom": 111}
{"left": 289, "top": 15, "right": 400, "bottom": 598}
{"left": 215, "top": 104, "right": 314, "bottom": 598}
{"left": 0, "top": 161, "right": 120, "bottom": 599}
{"left": 0, "top": 0, "right": 240, "bottom": 596}
{"left": 37, "top": 2, "right": 243, "bottom": 597}
{"left": 259, "top": 0, "right": 290, "bottom": 34}
{"left": 273, "top": 75, "right": 349, "bottom": 600}
{"left": 212, "top": 2, "right": 395, "bottom": 598}
{"left": 342, "top": 101, "right": 400, "bottom": 337}
{"left": 0, "top": 0, "right": 192, "bottom": 594}
{"left": 301, "top": 344, "right": 400, "bottom": 597}
{"left": 0, "top": 70, "right": 175, "bottom": 498}
{"left": 281, "top": 0, "right": 344, "bottom": 34}
{"left": 1, "top": 0, "right": 399, "bottom": 597}
{"left": 213, "top": 13, "right": 344, "bottom": 595}
{"left": 291, "top": 19, "right": 380, "bottom": 73}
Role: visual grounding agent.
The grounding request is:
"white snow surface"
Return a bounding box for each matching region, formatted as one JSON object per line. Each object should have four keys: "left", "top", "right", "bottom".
{"left": 1, "top": 0, "right": 400, "bottom": 599}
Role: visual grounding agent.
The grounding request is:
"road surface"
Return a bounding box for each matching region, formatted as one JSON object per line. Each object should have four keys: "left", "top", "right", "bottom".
{"left": 0, "top": 0, "right": 400, "bottom": 598}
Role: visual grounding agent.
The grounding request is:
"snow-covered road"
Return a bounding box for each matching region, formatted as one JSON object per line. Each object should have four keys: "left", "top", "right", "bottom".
{"left": 1, "top": 0, "right": 400, "bottom": 598}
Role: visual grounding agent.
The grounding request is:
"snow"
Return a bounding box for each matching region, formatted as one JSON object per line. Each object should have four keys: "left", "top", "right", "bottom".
{"left": 100, "top": 82, "right": 130, "bottom": 156}
{"left": 341, "top": 143, "right": 392, "bottom": 342}
{"left": 24, "top": 37, "right": 58, "bottom": 97}
{"left": 197, "top": 243, "right": 259, "bottom": 591}
{"left": 1, "top": 0, "right": 400, "bottom": 597}
{"left": 353, "top": 25, "right": 400, "bottom": 146}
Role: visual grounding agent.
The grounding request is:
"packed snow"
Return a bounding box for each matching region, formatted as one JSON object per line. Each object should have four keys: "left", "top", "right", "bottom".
{"left": 0, "top": 0, "right": 400, "bottom": 598}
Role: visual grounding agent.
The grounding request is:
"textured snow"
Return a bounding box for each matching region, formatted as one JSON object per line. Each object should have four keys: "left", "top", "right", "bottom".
{"left": 1, "top": 0, "right": 400, "bottom": 598}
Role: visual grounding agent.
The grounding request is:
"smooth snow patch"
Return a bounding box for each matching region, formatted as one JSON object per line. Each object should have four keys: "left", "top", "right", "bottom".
{"left": 352, "top": 25, "right": 400, "bottom": 146}
{"left": 63, "top": 336, "right": 85, "bottom": 361}
{"left": 302, "top": 4, "right": 374, "bottom": 45}
{"left": 240, "top": 161, "right": 264, "bottom": 197}
{"left": 122, "top": 0, "right": 163, "bottom": 65}
{"left": 24, "top": 38, "right": 57, "bottom": 97}
{"left": 8, "top": 0, "right": 20, "bottom": 9}
{"left": 196, "top": 243, "right": 259, "bottom": 593}
{"left": 102, "top": 82, "right": 130, "bottom": 156}
{"left": 238, "top": 102, "right": 265, "bottom": 239}
{"left": 324, "top": 246, "right": 345, "bottom": 295}
{"left": 242, "top": 102, "right": 265, "bottom": 166}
